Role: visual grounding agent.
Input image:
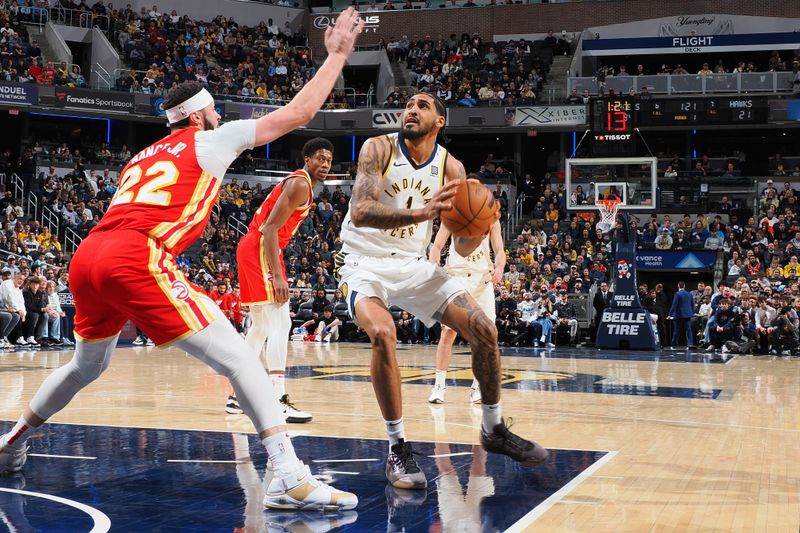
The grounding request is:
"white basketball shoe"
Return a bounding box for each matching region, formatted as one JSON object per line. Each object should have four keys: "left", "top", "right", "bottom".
{"left": 263, "top": 464, "right": 358, "bottom": 511}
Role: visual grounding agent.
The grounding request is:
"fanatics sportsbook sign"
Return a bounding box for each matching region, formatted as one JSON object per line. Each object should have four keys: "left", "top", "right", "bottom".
{"left": 53, "top": 88, "right": 134, "bottom": 113}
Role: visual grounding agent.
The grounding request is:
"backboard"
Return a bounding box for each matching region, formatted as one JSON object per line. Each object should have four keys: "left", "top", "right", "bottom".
{"left": 565, "top": 157, "right": 658, "bottom": 212}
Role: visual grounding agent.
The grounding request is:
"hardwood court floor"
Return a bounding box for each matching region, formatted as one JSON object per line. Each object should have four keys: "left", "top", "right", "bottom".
{"left": 1, "top": 342, "right": 799, "bottom": 532}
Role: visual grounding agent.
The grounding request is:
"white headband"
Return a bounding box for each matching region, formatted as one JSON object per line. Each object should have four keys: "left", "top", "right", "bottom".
{"left": 165, "top": 88, "right": 214, "bottom": 125}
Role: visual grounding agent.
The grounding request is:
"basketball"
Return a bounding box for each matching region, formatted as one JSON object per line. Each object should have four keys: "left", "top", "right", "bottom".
{"left": 440, "top": 179, "right": 499, "bottom": 237}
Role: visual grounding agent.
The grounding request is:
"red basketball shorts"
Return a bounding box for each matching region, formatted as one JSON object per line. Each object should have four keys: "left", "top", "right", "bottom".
{"left": 236, "top": 231, "right": 284, "bottom": 305}
{"left": 70, "top": 230, "right": 215, "bottom": 345}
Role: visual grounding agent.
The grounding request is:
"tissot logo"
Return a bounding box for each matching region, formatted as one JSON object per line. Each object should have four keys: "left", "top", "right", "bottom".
{"left": 594, "top": 134, "right": 631, "bottom": 141}
{"left": 313, "top": 14, "right": 380, "bottom": 33}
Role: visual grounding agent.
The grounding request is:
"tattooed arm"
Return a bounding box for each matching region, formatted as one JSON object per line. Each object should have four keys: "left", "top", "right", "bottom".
{"left": 349, "top": 136, "right": 458, "bottom": 229}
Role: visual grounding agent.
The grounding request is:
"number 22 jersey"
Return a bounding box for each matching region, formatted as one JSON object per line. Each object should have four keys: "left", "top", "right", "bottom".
{"left": 90, "top": 120, "right": 257, "bottom": 256}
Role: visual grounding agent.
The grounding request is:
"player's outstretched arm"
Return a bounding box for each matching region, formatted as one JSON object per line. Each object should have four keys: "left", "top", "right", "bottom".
{"left": 260, "top": 178, "right": 311, "bottom": 303}
{"left": 254, "top": 8, "right": 363, "bottom": 147}
{"left": 489, "top": 221, "right": 506, "bottom": 283}
{"left": 350, "top": 136, "right": 458, "bottom": 229}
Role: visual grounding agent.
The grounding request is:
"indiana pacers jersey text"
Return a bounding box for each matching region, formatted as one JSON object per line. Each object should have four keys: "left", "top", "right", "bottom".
{"left": 340, "top": 133, "right": 447, "bottom": 258}
{"left": 446, "top": 235, "right": 493, "bottom": 275}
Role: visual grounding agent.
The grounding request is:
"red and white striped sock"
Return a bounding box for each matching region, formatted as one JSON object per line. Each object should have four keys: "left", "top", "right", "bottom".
{"left": 3, "top": 416, "right": 40, "bottom": 449}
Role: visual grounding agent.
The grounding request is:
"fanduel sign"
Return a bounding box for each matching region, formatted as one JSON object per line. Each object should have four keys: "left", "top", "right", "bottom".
{"left": 0, "top": 82, "right": 37, "bottom": 105}
{"left": 514, "top": 105, "right": 586, "bottom": 127}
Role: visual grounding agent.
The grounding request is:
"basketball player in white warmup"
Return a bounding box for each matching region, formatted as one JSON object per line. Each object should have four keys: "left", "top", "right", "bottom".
{"left": 427, "top": 216, "right": 505, "bottom": 404}
{"left": 337, "top": 93, "right": 548, "bottom": 490}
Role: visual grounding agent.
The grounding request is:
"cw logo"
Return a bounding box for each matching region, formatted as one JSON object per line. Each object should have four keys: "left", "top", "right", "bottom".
{"left": 372, "top": 110, "right": 403, "bottom": 128}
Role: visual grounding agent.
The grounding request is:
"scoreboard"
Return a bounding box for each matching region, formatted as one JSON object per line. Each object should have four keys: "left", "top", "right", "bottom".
{"left": 588, "top": 96, "right": 769, "bottom": 155}
{"left": 635, "top": 96, "right": 769, "bottom": 125}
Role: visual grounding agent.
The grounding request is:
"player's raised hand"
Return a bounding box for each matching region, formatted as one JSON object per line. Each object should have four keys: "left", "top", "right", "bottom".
{"left": 325, "top": 7, "right": 363, "bottom": 59}
{"left": 422, "top": 180, "right": 459, "bottom": 220}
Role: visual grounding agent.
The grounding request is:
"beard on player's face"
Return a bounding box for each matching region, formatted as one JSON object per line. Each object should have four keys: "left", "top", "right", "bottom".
{"left": 200, "top": 112, "right": 217, "bottom": 131}
{"left": 401, "top": 121, "right": 433, "bottom": 140}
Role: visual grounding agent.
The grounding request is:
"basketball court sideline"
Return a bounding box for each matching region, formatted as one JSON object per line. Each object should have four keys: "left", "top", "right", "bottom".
{"left": 2, "top": 341, "right": 799, "bottom": 532}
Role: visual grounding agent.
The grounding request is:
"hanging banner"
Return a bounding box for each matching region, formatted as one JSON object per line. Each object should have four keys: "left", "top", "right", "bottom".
{"left": 0, "top": 82, "right": 37, "bottom": 105}
{"left": 514, "top": 106, "right": 586, "bottom": 127}
{"left": 636, "top": 250, "right": 718, "bottom": 270}
{"left": 53, "top": 88, "right": 134, "bottom": 113}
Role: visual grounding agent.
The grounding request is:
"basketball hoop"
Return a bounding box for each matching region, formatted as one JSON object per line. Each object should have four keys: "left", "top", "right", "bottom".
{"left": 596, "top": 199, "right": 621, "bottom": 234}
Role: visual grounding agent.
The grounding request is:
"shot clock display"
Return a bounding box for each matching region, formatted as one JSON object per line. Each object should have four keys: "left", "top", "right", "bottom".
{"left": 590, "top": 97, "right": 636, "bottom": 155}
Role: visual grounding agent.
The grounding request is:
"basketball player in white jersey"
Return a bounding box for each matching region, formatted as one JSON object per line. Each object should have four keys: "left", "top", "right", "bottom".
{"left": 427, "top": 216, "right": 505, "bottom": 404}
{"left": 337, "top": 93, "right": 548, "bottom": 491}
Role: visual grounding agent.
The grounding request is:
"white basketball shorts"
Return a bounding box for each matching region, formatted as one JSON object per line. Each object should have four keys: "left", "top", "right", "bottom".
{"left": 338, "top": 254, "right": 466, "bottom": 327}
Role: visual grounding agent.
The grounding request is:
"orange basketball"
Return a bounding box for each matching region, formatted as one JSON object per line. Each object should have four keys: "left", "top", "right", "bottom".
{"left": 440, "top": 179, "right": 499, "bottom": 237}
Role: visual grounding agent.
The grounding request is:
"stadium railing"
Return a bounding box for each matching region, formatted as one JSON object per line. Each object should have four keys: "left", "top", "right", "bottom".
{"left": 227, "top": 217, "right": 247, "bottom": 239}
{"left": 64, "top": 226, "right": 82, "bottom": 256}
{"left": 47, "top": 7, "right": 110, "bottom": 32}
{"left": 569, "top": 71, "right": 796, "bottom": 96}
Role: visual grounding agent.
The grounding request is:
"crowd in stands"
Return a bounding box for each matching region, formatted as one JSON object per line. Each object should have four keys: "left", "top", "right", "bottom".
{"left": 599, "top": 52, "right": 800, "bottom": 79}
{"left": 6, "top": 126, "right": 800, "bottom": 354}
{"left": 382, "top": 31, "right": 568, "bottom": 108}
{"left": 103, "top": 5, "right": 330, "bottom": 106}
{"left": 354, "top": 0, "right": 564, "bottom": 12}
{"left": 590, "top": 52, "right": 800, "bottom": 97}
{"left": 0, "top": 1, "right": 93, "bottom": 87}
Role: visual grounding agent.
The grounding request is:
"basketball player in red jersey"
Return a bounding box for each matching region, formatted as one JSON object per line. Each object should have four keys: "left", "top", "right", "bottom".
{"left": 0, "top": 8, "right": 364, "bottom": 511}
{"left": 226, "top": 137, "right": 334, "bottom": 423}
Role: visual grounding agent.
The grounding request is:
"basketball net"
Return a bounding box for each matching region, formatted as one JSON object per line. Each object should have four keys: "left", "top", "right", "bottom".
{"left": 596, "top": 199, "right": 621, "bottom": 234}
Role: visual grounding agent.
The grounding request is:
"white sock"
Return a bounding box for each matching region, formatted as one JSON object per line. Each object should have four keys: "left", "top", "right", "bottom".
{"left": 481, "top": 403, "right": 502, "bottom": 433}
{"left": 540, "top": 335, "right": 546, "bottom": 343}
{"left": 271, "top": 373, "right": 286, "bottom": 399}
{"left": 385, "top": 418, "right": 405, "bottom": 447}
{"left": 3, "top": 416, "right": 41, "bottom": 449}
{"left": 434, "top": 370, "right": 447, "bottom": 388}
{"left": 470, "top": 378, "right": 479, "bottom": 389}
{"left": 262, "top": 432, "right": 303, "bottom": 477}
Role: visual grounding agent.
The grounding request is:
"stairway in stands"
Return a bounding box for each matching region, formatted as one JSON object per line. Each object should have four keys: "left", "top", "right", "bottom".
{"left": 24, "top": 24, "right": 59, "bottom": 66}
{"left": 390, "top": 60, "right": 410, "bottom": 89}
{"left": 540, "top": 54, "right": 574, "bottom": 104}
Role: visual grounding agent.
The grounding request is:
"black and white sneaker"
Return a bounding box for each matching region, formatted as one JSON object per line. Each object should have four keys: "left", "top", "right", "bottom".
{"left": 280, "top": 394, "right": 312, "bottom": 423}
{"left": 225, "top": 395, "right": 243, "bottom": 415}
{"left": 480, "top": 418, "right": 549, "bottom": 467}
{"left": 385, "top": 440, "right": 427, "bottom": 489}
{"left": 132, "top": 336, "right": 144, "bottom": 346}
